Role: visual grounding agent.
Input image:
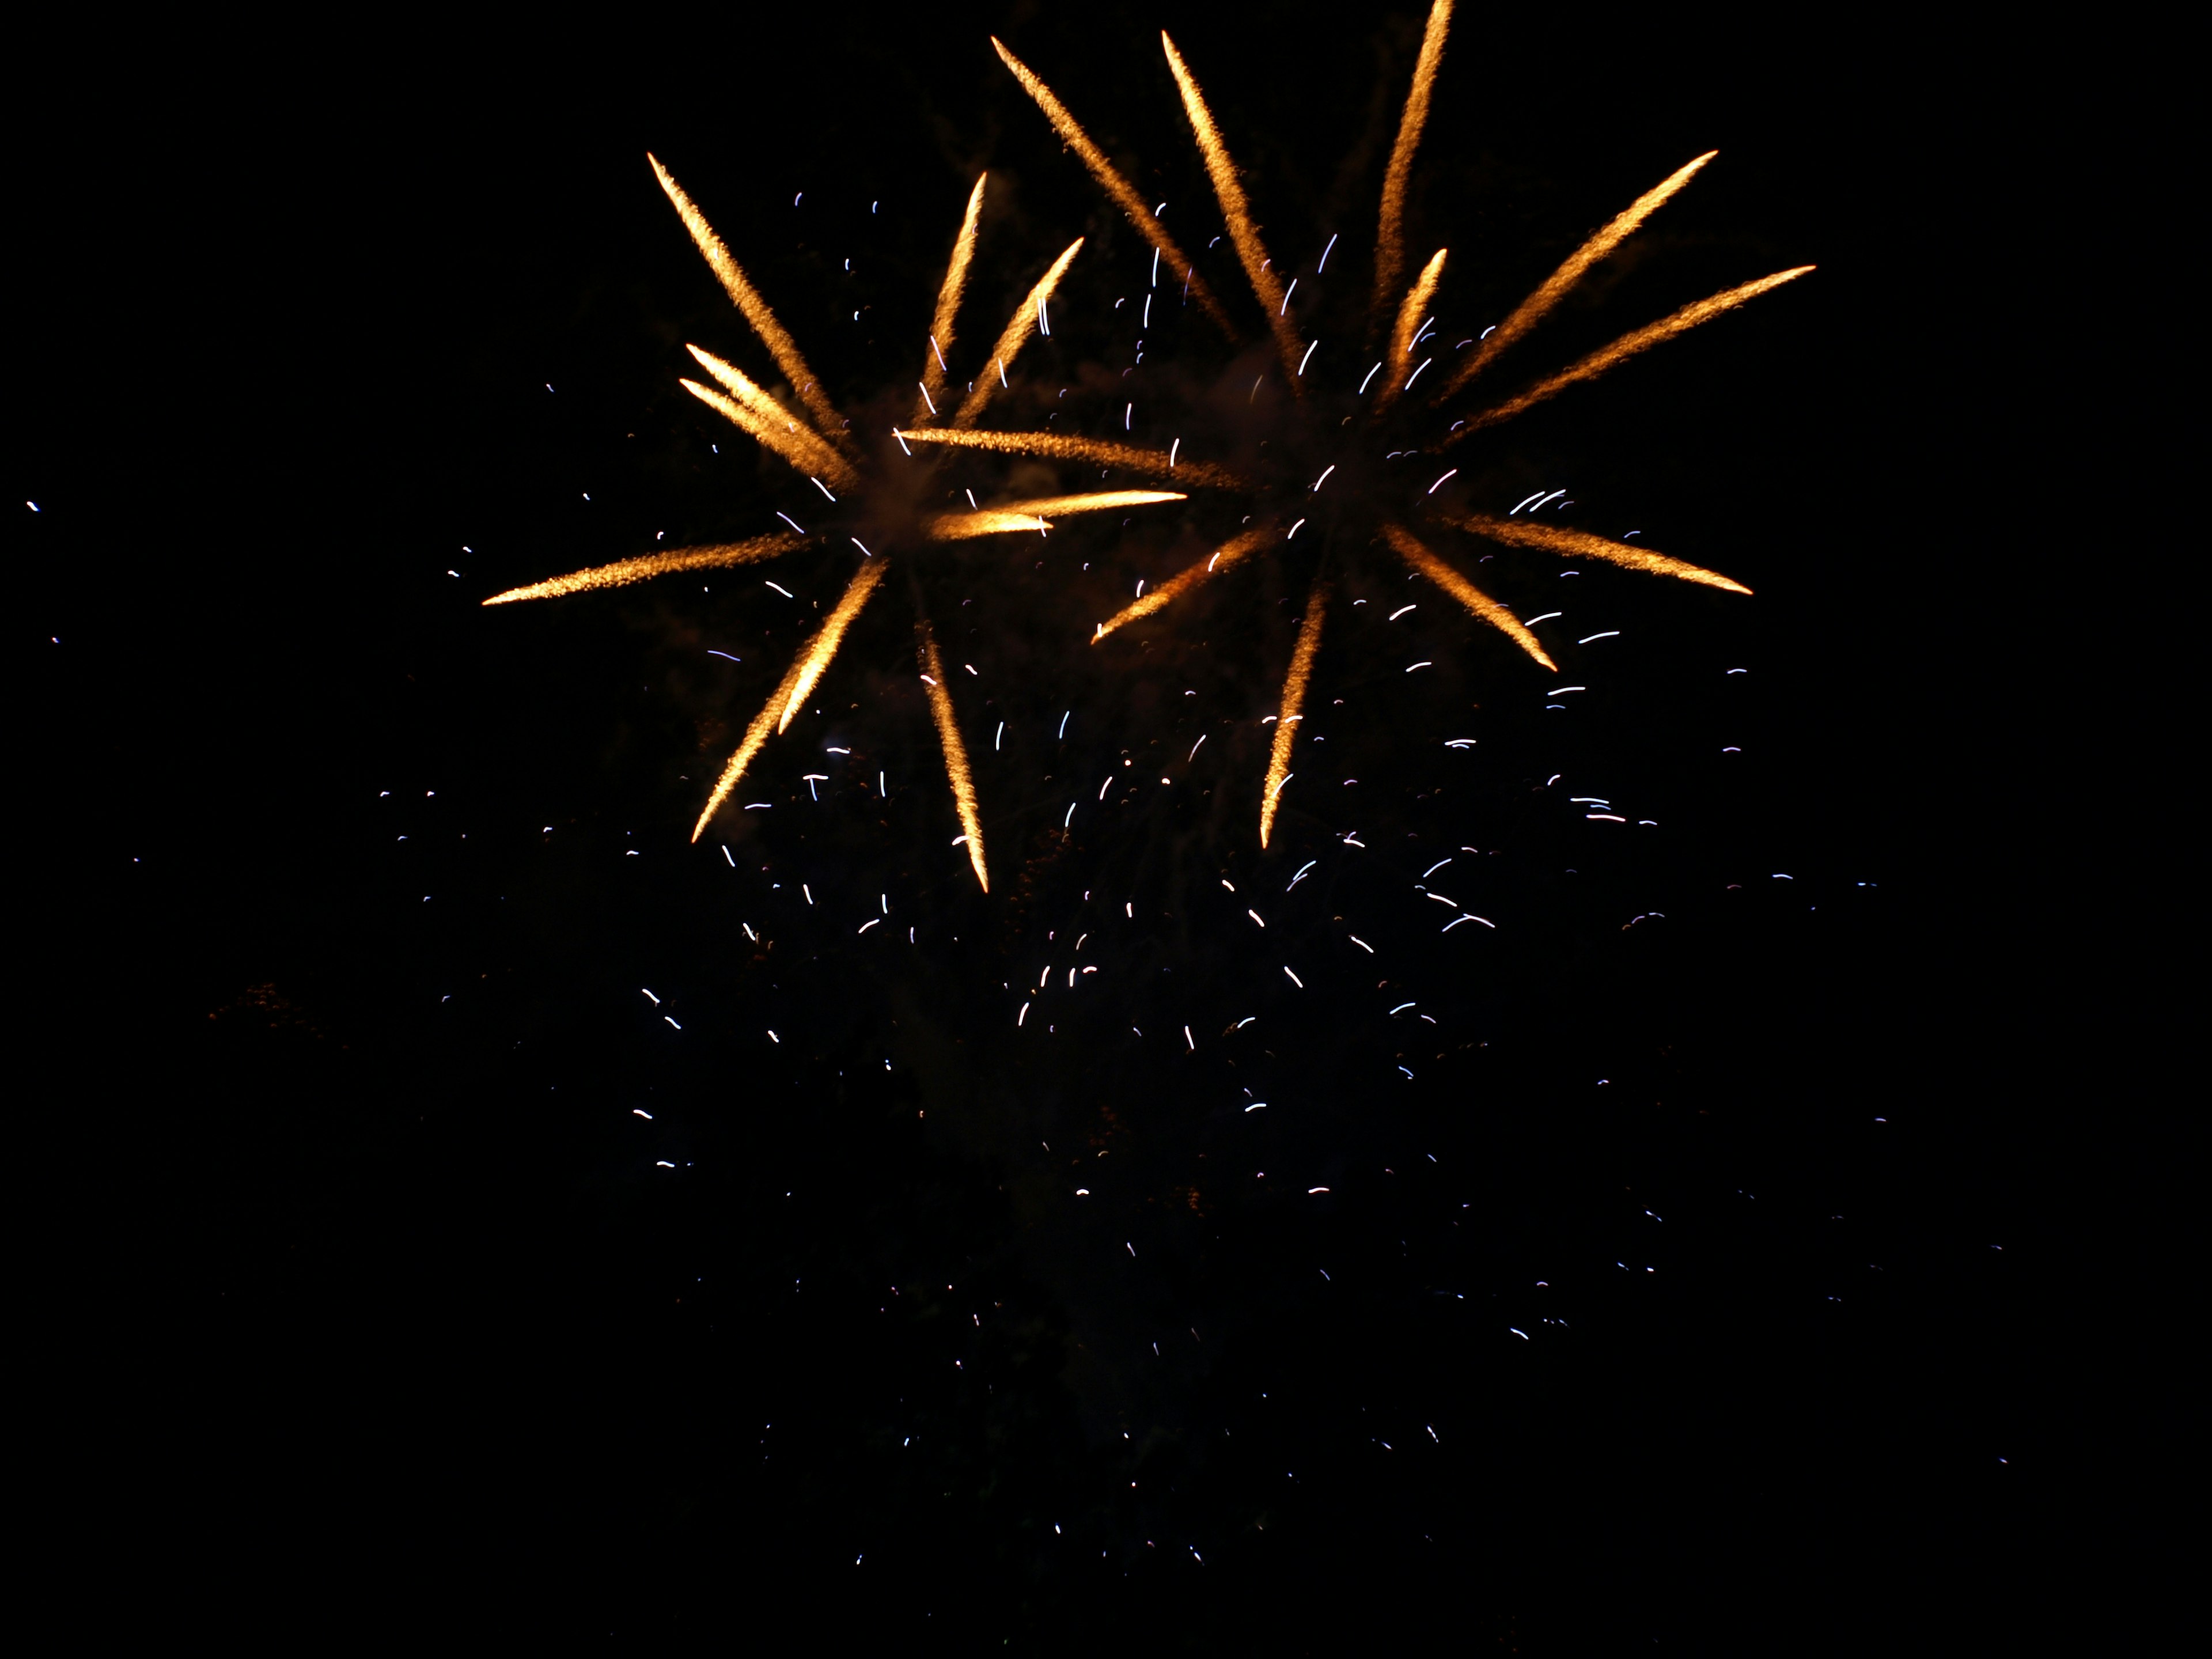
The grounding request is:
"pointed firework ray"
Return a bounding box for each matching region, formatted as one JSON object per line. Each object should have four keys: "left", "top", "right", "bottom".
{"left": 915, "top": 174, "right": 988, "bottom": 425}
{"left": 1442, "top": 267, "right": 1816, "bottom": 442}
{"left": 1374, "top": 247, "right": 1448, "bottom": 414}
{"left": 1449, "top": 514, "right": 1751, "bottom": 593}
{"left": 915, "top": 616, "right": 989, "bottom": 891}
{"left": 650, "top": 154, "right": 853, "bottom": 455}
{"left": 683, "top": 347, "right": 861, "bottom": 488}
{"left": 1385, "top": 524, "right": 1556, "bottom": 668}
{"left": 952, "top": 239, "right": 1085, "bottom": 427}
{"left": 482, "top": 534, "right": 808, "bottom": 605}
{"left": 1259, "top": 579, "right": 1328, "bottom": 850}
{"left": 1091, "top": 525, "right": 1278, "bottom": 641}
{"left": 991, "top": 36, "right": 1237, "bottom": 340}
{"left": 1161, "top": 32, "right": 1306, "bottom": 387}
{"left": 1437, "top": 149, "right": 1718, "bottom": 400}
{"left": 1371, "top": 0, "right": 1453, "bottom": 335}
{"left": 893, "top": 428, "right": 1246, "bottom": 489}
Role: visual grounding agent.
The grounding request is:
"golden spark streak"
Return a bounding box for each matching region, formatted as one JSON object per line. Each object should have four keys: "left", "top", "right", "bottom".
{"left": 915, "top": 618, "right": 988, "bottom": 891}
{"left": 649, "top": 153, "right": 853, "bottom": 455}
{"left": 683, "top": 353, "right": 860, "bottom": 489}
{"left": 483, "top": 535, "right": 805, "bottom": 605}
{"left": 1438, "top": 150, "right": 1718, "bottom": 400}
{"left": 1374, "top": 247, "right": 1448, "bottom": 414}
{"left": 993, "top": 490, "right": 1186, "bottom": 518}
{"left": 775, "top": 556, "right": 888, "bottom": 734}
{"left": 1445, "top": 267, "right": 1816, "bottom": 443}
{"left": 1162, "top": 32, "right": 1306, "bottom": 387}
{"left": 1372, "top": 0, "right": 1453, "bottom": 334}
{"left": 951, "top": 238, "right": 1084, "bottom": 428}
{"left": 1259, "top": 579, "right": 1328, "bottom": 850}
{"left": 925, "top": 510, "right": 1054, "bottom": 539}
{"left": 691, "top": 559, "right": 887, "bottom": 842}
{"left": 1092, "top": 525, "right": 1275, "bottom": 640}
{"left": 915, "top": 174, "right": 987, "bottom": 425}
{"left": 1384, "top": 522, "right": 1557, "bottom": 669}
{"left": 1449, "top": 514, "right": 1751, "bottom": 594}
{"left": 892, "top": 427, "right": 1245, "bottom": 488}
{"left": 991, "top": 36, "right": 1237, "bottom": 341}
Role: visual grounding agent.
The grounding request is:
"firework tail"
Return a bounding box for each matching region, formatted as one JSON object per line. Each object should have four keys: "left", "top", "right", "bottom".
{"left": 650, "top": 153, "right": 854, "bottom": 456}
{"left": 1259, "top": 577, "right": 1328, "bottom": 849}
{"left": 991, "top": 37, "right": 1237, "bottom": 340}
{"left": 1384, "top": 522, "right": 1557, "bottom": 668}
{"left": 1445, "top": 267, "right": 1816, "bottom": 442}
{"left": 1375, "top": 247, "right": 1448, "bottom": 414}
{"left": 1093, "top": 524, "right": 1275, "bottom": 641}
{"left": 914, "top": 616, "right": 988, "bottom": 891}
{"left": 952, "top": 239, "right": 1085, "bottom": 427}
{"left": 915, "top": 174, "right": 988, "bottom": 425}
{"left": 484, "top": 534, "right": 806, "bottom": 605}
{"left": 894, "top": 427, "right": 1244, "bottom": 489}
{"left": 1438, "top": 149, "right": 1718, "bottom": 399}
{"left": 1450, "top": 514, "right": 1750, "bottom": 593}
{"left": 1162, "top": 32, "right": 1306, "bottom": 387}
{"left": 1372, "top": 0, "right": 1454, "bottom": 338}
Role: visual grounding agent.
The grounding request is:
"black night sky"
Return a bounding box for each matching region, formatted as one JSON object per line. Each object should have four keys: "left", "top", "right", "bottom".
{"left": 20, "top": 7, "right": 2158, "bottom": 1650}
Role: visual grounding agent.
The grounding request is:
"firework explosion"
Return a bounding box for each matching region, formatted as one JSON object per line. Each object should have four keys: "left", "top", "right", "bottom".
{"left": 483, "top": 158, "right": 1192, "bottom": 888}
{"left": 953, "top": 2, "right": 1812, "bottom": 847}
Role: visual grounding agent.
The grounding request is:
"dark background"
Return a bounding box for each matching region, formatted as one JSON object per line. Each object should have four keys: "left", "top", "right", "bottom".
{"left": 17, "top": 6, "right": 2162, "bottom": 1649}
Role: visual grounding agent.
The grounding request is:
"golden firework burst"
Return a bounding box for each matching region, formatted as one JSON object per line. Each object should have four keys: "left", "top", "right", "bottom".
{"left": 483, "top": 162, "right": 1189, "bottom": 891}
{"left": 934, "top": 2, "right": 1813, "bottom": 848}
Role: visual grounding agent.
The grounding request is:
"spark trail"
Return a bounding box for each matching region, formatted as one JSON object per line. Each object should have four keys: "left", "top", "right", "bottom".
{"left": 1440, "top": 149, "right": 1718, "bottom": 398}
{"left": 1446, "top": 268, "right": 1817, "bottom": 441}
{"left": 1162, "top": 32, "right": 1306, "bottom": 385}
{"left": 1450, "top": 514, "right": 1751, "bottom": 593}
{"left": 1092, "top": 525, "right": 1277, "bottom": 640}
{"left": 991, "top": 36, "right": 1236, "bottom": 339}
{"left": 1260, "top": 579, "right": 1328, "bottom": 850}
{"left": 893, "top": 428, "right": 1245, "bottom": 488}
{"left": 1384, "top": 524, "right": 1556, "bottom": 668}
{"left": 953, "top": 239, "right": 1085, "bottom": 427}
{"left": 1372, "top": 0, "right": 1453, "bottom": 334}
{"left": 916, "top": 173, "right": 987, "bottom": 422}
{"left": 916, "top": 618, "right": 988, "bottom": 890}
{"left": 650, "top": 154, "right": 851, "bottom": 453}
{"left": 482, "top": 535, "right": 805, "bottom": 604}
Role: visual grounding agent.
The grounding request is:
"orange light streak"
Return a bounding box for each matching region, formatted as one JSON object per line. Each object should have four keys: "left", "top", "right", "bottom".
{"left": 924, "top": 510, "right": 1054, "bottom": 539}
{"left": 1445, "top": 267, "right": 1815, "bottom": 442}
{"left": 1372, "top": 0, "right": 1453, "bottom": 333}
{"left": 1162, "top": 32, "right": 1306, "bottom": 386}
{"left": 483, "top": 535, "right": 805, "bottom": 606}
{"left": 1384, "top": 523, "right": 1556, "bottom": 668}
{"left": 1449, "top": 514, "right": 1750, "bottom": 593}
{"left": 892, "top": 427, "right": 1244, "bottom": 488}
{"left": 951, "top": 238, "right": 1084, "bottom": 428}
{"left": 691, "top": 558, "right": 886, "bottom": 841}
{"left": 683, "top": 350, "right": 859, "bottom": 488}
{"left": 990, "top": 37, "right": 1237, "bottom": 340}
{"left": 993, "top": 490, "right": 1186, "bottom": 518}
{"left": 1092, "top": 525, "right": 1275, "bottom": 641}
{"left": 915, "top": 173, "right": 987, "bottom": 425}
{"left": 1259, "top": 578, "right": 1328, "bottom": 849}
{"left": 649, "top": 153, "right": 853, "bottom": 455}
{"left": 915, "top": 618, "right": 988, "bottom": 891}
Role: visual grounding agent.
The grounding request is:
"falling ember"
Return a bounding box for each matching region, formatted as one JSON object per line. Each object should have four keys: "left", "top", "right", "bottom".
{"left": 990, "top": 36, "right": 1236, "bottom": 339}
{"left": 1259, "top": 580, "right": 1327, "bottom": 850}
{"left": 1384, "top": 524, "right": 1557, "bottom": 669}
{"left": 1370, "top": 0, "right": 1453, "bottom": 334}
{"left": 483, "top": 535, "right": 805, "bottom": 605}
{"left": 1161, "top": 32, "right": 1306, "bottom": 385}
{"left": 1092, "top": 525, "right": 1275, "bottom": 641}
{"left": 916, "top": 174, "right": 987, "bottom": 423}
{"left": 893, "top": 427, "right": 1245, "bottom": 489}
{"left": 952, "top": 238, "right": 1086, "bottom": 427}
{"left": 915, "top": 619, "right": 988, "bottom": 891}
{"left": 1439, "top": 149, "right": 1718, "bottom": 398}
{"left": 649, "top": 153, "right": 852, "bottom": 453}
{"left": 993, "top": 490, "right": 1187, "bottom": 518}
{"left": 1450, "top": 514, "right": 1751, "bottom": 593}
{"left": 1446, "top": 268, "right": 1817, "bottom": 441}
